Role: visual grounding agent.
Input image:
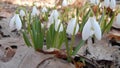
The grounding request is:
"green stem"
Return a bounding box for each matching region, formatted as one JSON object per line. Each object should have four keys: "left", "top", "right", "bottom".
{"left": 27, "top": 12, "right": 34, "bottom": 46}
{"left": 69, "top": 35, "right": 75, "bottom": 56}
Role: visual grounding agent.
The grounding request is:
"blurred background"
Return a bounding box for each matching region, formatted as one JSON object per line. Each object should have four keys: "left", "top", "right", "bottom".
{"left": 0, "top": 0, "right": 59, "bottom": 7}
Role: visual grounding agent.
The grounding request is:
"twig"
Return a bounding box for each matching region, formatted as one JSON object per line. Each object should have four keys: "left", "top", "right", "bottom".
{"left": 76, "top": 54, "right": 101, "bottom": 68}
{"left": 36, "top": 57, "right": 54, "bottom": 68}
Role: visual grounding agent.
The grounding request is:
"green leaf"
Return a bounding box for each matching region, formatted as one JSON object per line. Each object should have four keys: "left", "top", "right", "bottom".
{"left": 72, "top": 40, "right": 85, "bottom": 56}
{"left": 99, "top": 10, "right": 106, "bottom": 33}
{"left": 31, "top": 17, "right": 37, "bottom": 49}
{"left": 46, "top": 23, "right": 56, "bottom": 48}
{"left": 103, "top": 14, "right": 115, "bottom": 33}
{"left": 36, "top": 17, "right": 44, "bottom": 49}
{"left": 99, "top": 10, "right": 105, "bottom": 24}
{"left": 30, "top": 16, "right": 44, "bottom": 50}
{"left": 79, "top": 3, "right": 90, "bottom": 15}
{"left": 57, "top": 32, "right": 65, "bottom": 48}
{"left": 46, "top": 31, "right": 51, "bottom": 48}
{"left": 22, "top": 31, "right": 32, "bottom": 47}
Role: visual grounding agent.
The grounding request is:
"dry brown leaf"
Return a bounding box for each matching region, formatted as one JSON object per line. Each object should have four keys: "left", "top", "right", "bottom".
{"left": 74, "top": 62, "right": 85, "bottom": 68}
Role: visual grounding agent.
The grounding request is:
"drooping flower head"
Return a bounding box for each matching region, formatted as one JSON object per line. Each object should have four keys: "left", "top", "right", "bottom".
{"left": 62, "top": 0, "right": 68, "bottom": 7}
{"left": 41, "top": 7, "right": 48, "bottom": 13}
{"left": 48, "top": 10, "right": 59, "bottom": 28}
{"left": 19, "top": 9, "right": 25, "bottom": 17}
{"left": 113, "top": 13, "right": 120, "bottom": 28}
{"left": 82, "top": 17, "right": 101, "bottom": 40}
{"left": 110, "top": 0, "right": 116, "bottom": 9}
{"left": 103, "top": 0, "right": 116, "bottom": 9}
{"left": 66, "top": 18, "right": 79, "bottom": 35}
{"left": 90, "top": 0, "right": 100, "bottom": 5}
{"left": 9, "top": 14, "right": 22, "bottom": 31}
{"left": 31, "top": 6, "right": 40, "bottom": 17}
{"left": 104, "top": 0, "right": 110, "bottom": 8}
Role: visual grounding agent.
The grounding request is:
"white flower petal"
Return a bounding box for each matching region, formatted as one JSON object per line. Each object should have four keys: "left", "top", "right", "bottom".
{"left": 49, "top": 10, "right": 59, "bottom": 23}
{"left": 113, "top": 13, "right": 120, "bottom": 28}
{"left": 66, "top": 18, "right": 79, "bottom": 35}
{"left": 104, "top": 0, "right": 110, "bottom": 8}
{"left": 9, "top": 15, "right": 16, "bottom": 30}
{"left": 53, "top": 10, "right": 59, "bottom": 21}
{"left": 31, "top": 6, "right": 39, "bottom": 16}
{"left": 110, "top": 0, "right": 116, "bottom": 9}
{"left": 62, "top": 0, "right": 68, "bottom": 7}
{"left": 15, "top": 14, "right": 22, "bottom": 30}
{"left": 95, "top": 0, "right": 100, "bottom": 5}
{"left": 55, "top": 19, "right": 60, "bottom": 31}
{"left": 91, "top": 17, "right": 101, "bottom": 40}
{"left": 41, "top": 23, "right": 44, "bottom": 28}
{"left": 55, "top": 19, "right": 63, "bottom": 32}
{"left": 115, "top": 13, "right": 120, "bottom": 25}
{"left": 47, "top": 21, "right": 51, "bottom": 28}
{"left": 59, "top": 24, "right": 63, "bottom": 32}
{"left": 90, "top": 0, "right": 99, "bottom": 5}
{"left": 48, "top": 16, "right": 53, "bottom": 25}
{"left": 75, "top": 23, "right": 79, "bottom": 35}
{"left": 82, "top": 18, "right": 92, "bottom": 40}
{"left": 41, "top": 7, "right": 48, "bottom": 13}
{"left": 90, "top": 0, "right": 95, "bottom": 4}
{"left": 82, "top": 17, "right": 102, "bottom": 40}
{"left": 19, "top": 10, "right": 25, "bottom": 17}
{"left": 48, "top": 10, "right": 59, "bottom": 27}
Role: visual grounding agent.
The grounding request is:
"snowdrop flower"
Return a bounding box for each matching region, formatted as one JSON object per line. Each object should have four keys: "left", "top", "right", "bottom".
{"left": 48, "top": 10, "right": 59, "bottom": 28}
{"left": 104, "top": 0, "right": 109, "bottom": 8}
{"left": 113, "top": 13, "right": 120, "bottom": 28}
{"left": 9, "top": 14, "right": 22, "bottom": 31}
{"left": 90, "top": 0, "right": 99, "bottom": 5}
{"left": 110, "top": 0, "right": 116, "bottom": 9}
{"left": 82, "top": 17, "right": 101, "bottom": 40}
{"left": 62, "top": 0, "right": 68, "bottom": 7}
{"left": 66, "top": 18, "right": 79, "bottom": 35}
{"left": 41, "top": 7, "right": 48, "bottom": 13}
{"left": 103, "top": 0, "right": 116, "bottom": 9}
{"left": 31, "top": 6, "right": 40, "bottom": 16}
{"left": 19, "top": 10, "right": 25, "bottom": 17}
{"left": 55, "top": 19, "right": 63, "bottom": 32}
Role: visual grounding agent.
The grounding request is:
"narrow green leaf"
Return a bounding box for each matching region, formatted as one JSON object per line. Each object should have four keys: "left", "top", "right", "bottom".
{"left": 79, "top": 3, "right": 90, "bottom": 15}
{"left": 103, "top": 14, "right": 115, "bottom": 33}
{"left": 57, "top": 32, "right": 65, "bottom": 48}
{"left": 46, "top": 30, "right": 51, "bottom": 48}
{"left": 46, "top": 24, "right": 56, "bottom": 48}
{"left": 72, "top": 40, "right": 85, "bottom": 56}
{"left": 31, "top": 19, "right": 37, "bottom": 49}
{"left": 99, "top": 10, "right": 106, "bottom": 33}
{"left": 99, "top": 10, "right": 105, "bottom": 24}
{"left": 22, "top": 31, "right": 32, "bottom": 47}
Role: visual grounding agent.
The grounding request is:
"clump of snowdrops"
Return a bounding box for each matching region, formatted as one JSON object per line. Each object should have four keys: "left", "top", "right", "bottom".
{"left": 9, "top": 0, "right": 120, "bottom": 61}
